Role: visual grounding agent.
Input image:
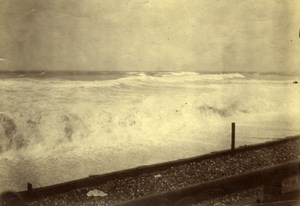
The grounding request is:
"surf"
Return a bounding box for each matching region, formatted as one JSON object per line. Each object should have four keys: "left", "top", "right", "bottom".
{"left": 0, "top": 72, "right": 299, "bottom": 192}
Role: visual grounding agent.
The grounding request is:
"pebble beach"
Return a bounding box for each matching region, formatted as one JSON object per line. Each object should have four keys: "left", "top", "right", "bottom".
{"left": 26, "top": 137, "right": 300, "bottom": 206}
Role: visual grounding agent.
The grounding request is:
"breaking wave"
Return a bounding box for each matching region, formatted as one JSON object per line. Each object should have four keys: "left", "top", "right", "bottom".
{"left": 0, "top": 72, "right": 299, "bottom": 192}
{"left": 0, "top": 77, "right": 296, "bottom": 155}
{"left": 16, "top": 72, "right": 246, "bottom": 89}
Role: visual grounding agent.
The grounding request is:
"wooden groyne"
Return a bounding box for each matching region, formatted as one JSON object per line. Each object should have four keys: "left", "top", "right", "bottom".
{"left": 18, "top": 135, "right": 300, "bottom": 205}
{"left": 116, "top": 160, "right": 300, "bottom": 206}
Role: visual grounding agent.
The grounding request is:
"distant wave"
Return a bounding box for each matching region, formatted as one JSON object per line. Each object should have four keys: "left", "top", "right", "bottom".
{"left": 158, "top": 72, "right": 245, "bottom": 81}
{"left": 160, "top": 72, "right": 200, "bottom": 76}
{"left": 0, "top": 72, "right": 247, "bottom": 90}
{"left": 39, "top": 72, "right": 246, "bottom": 89}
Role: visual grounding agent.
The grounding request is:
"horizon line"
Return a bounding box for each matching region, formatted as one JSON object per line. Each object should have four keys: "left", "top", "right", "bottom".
{"left": 0, "top": 70, "right": 298, "bottom": 75}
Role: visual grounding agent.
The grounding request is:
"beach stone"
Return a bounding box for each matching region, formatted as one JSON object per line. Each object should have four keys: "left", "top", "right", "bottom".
{"left": 87, "top": 189, "right": 108, "bottom": 197}
{"left": 154, "top": 174, "right": 162, "bottom": 178}
{"left": 213, "top": 203, "right": 225, "bottom": 206}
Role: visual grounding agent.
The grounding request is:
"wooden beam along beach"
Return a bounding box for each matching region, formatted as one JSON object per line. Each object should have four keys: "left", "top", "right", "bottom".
{"left": 14, "top": 130, "right": 300, "bottom": 206}
{"left": 115, "top": 160, "right": 300, "bottom": 206}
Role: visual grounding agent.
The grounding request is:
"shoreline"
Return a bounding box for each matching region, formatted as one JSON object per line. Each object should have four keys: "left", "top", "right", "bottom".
{"left": 22, "top": 136, "right": 300, "bottom": 206}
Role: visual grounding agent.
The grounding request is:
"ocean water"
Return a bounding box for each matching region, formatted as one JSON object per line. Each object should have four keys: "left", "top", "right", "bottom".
{"left": 0, "top": 71, "right": 299, "bottom": 192}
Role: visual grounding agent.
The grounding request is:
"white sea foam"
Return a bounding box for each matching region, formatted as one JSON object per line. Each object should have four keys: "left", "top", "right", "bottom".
{"left": 0, "top": 72, "right": 299, "bottom": 192}
{"left": 9, "top": 72, "right": 244, "bottom": 89}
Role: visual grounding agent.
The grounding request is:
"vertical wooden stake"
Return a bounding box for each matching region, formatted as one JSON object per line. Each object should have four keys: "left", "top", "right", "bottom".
{"left": 27, "top": 182, "right": 33, "bottom": 192}
{"left": 231, "top": 122, "right": 235, "bottom": 150}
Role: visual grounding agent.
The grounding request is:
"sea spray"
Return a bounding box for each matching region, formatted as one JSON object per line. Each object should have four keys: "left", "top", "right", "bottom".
{"left": 0, "top": 72, "right": 299, "bottom": 192}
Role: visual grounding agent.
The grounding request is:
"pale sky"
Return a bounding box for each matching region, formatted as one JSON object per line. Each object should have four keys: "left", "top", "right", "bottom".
{"left": 0, "top": 0, "right": 299, "bottom": 72}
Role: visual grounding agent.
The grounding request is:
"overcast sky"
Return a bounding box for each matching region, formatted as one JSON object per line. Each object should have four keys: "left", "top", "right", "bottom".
{"left": 0, "top": 0, "right": 299, "bottom": 72}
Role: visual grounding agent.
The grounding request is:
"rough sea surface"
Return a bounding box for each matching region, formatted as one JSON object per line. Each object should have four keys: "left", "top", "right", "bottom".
{"left": 0, "top": 71, "right": 299, "bottom": 192}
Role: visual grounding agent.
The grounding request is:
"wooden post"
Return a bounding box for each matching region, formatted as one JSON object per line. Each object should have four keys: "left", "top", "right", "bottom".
{"left": 231, "top": 122, "right": 235, "bottom": 150}
{"left": 27, "top": 182, "right": 33, "bottom": 192}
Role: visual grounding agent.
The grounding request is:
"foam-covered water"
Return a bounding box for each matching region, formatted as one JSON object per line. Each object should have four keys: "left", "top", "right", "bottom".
{"left": 0, "top": 72, "right": 299, "bottom": 192}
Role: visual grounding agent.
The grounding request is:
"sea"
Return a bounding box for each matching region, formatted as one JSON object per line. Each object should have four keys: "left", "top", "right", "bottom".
{"left": 0, "top": 71, "right": 299, "bottom": 192}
